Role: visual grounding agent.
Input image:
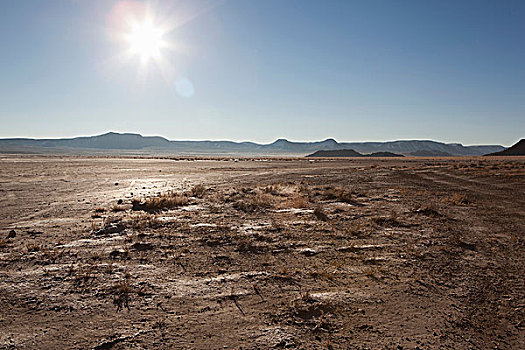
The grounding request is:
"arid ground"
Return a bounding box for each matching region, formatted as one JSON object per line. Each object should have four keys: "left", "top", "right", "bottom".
{"left": 0, "top": 155, "right": 523, "bottom": 349}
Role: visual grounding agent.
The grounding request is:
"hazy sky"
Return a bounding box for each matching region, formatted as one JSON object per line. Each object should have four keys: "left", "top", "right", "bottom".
{"left": 0, "top": 0, "right": 524, "bottom": 145}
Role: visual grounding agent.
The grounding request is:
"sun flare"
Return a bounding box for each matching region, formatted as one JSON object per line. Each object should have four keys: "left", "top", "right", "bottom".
{"left": 126, "top": 18, "right": 166, "bottom": 63}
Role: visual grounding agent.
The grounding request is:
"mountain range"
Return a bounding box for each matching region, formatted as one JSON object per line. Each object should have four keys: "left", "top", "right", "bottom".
{"left": 306, "top": 150, "right": 404, "bottom": 157}
{"left": 0, "top": 132, "right": 506, "bottom": 156}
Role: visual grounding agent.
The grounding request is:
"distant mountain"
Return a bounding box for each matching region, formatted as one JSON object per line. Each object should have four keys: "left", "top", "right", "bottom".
{"left": 307, "top": 149, "right": 363, "bottom": 157}
{"left": 369, "top": 152, "right": 405, "bottom": 157}
{"left": 486, "top": 139, "right": 525, "bottom": 156}
{"left": 306, "top": 149, "right": 404, "bottom": 157}
{"left": 0, "top": 132, "right": 505, "bottom": 156}
{"left": 1, "top": 132, "right": 170, "bottom": 150}
{"left": 409, "top": 150, "right": 452, "bottom": 157}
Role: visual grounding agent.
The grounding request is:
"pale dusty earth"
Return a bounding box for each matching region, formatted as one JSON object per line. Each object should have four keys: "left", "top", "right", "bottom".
{"left": 0, "top": 155, "right": 524, "bottom": 349}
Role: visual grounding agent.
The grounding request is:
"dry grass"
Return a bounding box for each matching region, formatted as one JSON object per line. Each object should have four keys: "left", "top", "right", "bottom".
{"left": 445, "top": 192, "right": 470, "bottom": 206}
{"left": 262, "top": 185, "right": 281, "bottom": 196}
{"left": 129, "top": 213, "right": 159, "bottom": 229}
{"left": 278, "top": 195, "right": 309, "bottom": 209}
{"left": 233, "top": 193, "right": 274, "bottom": 213}
{"left": 313, "top": 206, "right": 328, "bottom": 221}
{"left": 132, "top": 191, "right": 188, "bottom": 212}
{"left": 113, "top": 277, "right": 132, "bottom": 311}
{"left": 190, "top": 184, "right": 207, "bottom": 198}
{"left": 26, "top": 243, "right": 42, "bottom": 253}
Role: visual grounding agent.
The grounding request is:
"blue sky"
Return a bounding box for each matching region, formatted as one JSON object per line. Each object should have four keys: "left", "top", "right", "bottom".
{"left": 0, "top": 0, "right": 523, "bottom": 145}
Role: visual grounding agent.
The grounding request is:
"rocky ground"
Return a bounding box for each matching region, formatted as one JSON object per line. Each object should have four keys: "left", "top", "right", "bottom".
{"left": 0, "top": 155, "right": 524, "bottom": 349}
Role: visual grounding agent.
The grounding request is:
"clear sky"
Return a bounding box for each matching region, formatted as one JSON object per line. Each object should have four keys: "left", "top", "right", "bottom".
{"left": 0, "top": 0, "right": 523, "bottom": 146}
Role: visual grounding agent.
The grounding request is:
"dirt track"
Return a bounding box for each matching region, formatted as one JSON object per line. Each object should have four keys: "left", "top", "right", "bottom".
{"left": 0, "top": 155, "right": 524, "bottom": 349}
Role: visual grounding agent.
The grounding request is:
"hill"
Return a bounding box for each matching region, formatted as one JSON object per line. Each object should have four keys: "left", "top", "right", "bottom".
{"left": 306, "top": 149, "right": 363, "bottom": 157}
{"left": 306, "top": 149, "right": 404, "bottom": 157}
{"left": 0, "top": 132, "right": 505, "bottom": 156}
{"left": 486, "top": 139, "right": 525, "bottom": 156}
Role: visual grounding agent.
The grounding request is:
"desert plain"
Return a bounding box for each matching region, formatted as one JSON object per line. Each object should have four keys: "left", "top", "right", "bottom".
{"left": 0, "top": 155, "right": 523, "bottom": 349}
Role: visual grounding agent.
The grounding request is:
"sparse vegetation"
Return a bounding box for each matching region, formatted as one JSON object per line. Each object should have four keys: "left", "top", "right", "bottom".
{"left": 1, "top": 157, "right": 523, "bottom": 349}
{"left": 322, "top": 187, "right": 354, "bottom": 203}
{"left": 113, "top": 276, "right": 132, "bottom": 311}
{"left": 446, "top": 192, "right": 471, "bottom": 205}
{"left": 190, "top": 184, "right": 207, "bottom": 198}
{"left": 233, "top": 192, "right": 274, "bottom": 213}
{"left": 313, "top": 206, "right": 328, "bottom": 221}
{"left": 132, "top": 191, "right": 188, "bottom": 212}
{"left": 26, "top": 243, "right": 42, "bottom": 253}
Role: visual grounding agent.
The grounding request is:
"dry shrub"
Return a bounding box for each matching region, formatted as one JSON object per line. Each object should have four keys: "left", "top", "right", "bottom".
{"left": 113, "top": 277, "right": 132, "bottom": 311}
{"left": 313, "top": 206, "right": 328, "bottom": 221}
{"left": 26, "top": 243, "right": 42, "bottom": 253}
{"left": 291, "top": 195, "right": 309, "bottom": 208}
{"left": 279, "top": 195, "right": 309, "bottom": 209}
{"left": 446, "top": 192, "right": 470, "bottom": 206}
{"left": 132, "top": 191, "right": 188, "bottom": 212}
{"left": 298, "top": 183, "right": 310, "bottom": 195}
{"left": 262, "top": 185, "right": 281, "bottom": 196}
{"left": 322, "top": 187, "right": 354, "bottom": 203}
{"left": 129, "top": 213, "right": 159, "bottom": 229}
{"left": 233, "top": 193, "right": 274, "bottom": 213}
{"left": 190, "top": 184, "right": 207, "bottom": 198}
{"left": 364, "top": 266, "right": 380, "bottom": 279}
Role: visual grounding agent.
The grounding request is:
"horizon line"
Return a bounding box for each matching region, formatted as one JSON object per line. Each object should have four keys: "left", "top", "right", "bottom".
{"left": 0, "top": 130, "right": 517, "bottom": 147}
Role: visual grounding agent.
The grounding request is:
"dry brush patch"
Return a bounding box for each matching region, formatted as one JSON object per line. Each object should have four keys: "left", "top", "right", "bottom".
{"left": 132, "top": 191, "right": 189, "bottom": 212}
{"left": 444, "top": 192, "right": 471, "bottom": 206}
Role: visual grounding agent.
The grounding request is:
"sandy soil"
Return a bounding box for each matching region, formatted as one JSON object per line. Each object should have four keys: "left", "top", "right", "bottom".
{"left": 0, "top": 155, "right": 524, "bottom": 349}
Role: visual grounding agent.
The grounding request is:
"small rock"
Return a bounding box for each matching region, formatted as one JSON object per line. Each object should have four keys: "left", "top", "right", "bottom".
{"left": 299, "top": 248, "right": 319, "bottom": 256}
{"left": 117, "top": 199, "right": 123, "bottom": 205}
{"left": 92, "top": 222, "right": 126, "bottom": 236}
{"left": 7, "top": 230, "right": 16, "bottom": 238}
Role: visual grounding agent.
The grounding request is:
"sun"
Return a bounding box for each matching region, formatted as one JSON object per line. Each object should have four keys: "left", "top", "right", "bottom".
{"left": 126, "top": 18, "right": 166, "bottom": 63}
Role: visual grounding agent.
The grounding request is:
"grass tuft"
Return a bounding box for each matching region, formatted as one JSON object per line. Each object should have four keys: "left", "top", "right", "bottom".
{"left": 132, "top": 191, "right": 188, "bottom": 212}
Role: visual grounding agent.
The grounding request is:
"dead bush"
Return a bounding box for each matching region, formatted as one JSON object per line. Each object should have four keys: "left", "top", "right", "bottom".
{"left": 446, "top": 192, "right": 470, "bottom": 206}
{"left": 113, "top": 277, "right": 132, "bottom": 311}
{"left": 26, "top": 243, "right": 42, "bottom": 253}
{"left": 132, "top": 191, "right": 188, "bottom": 212}
{"left": 262, "top": 185, "right": 281, "bottom": 196}
{"left": 313, "top": 206, "right": 328, "bottom": 221}
{"left": 190, "top": 184, "right": 207, "bottom": 198}
{"left": 233, "top": 193, "right": 274, "bottom": 213}
{"left": 129, "top": 213, "right": 159, "bottom": 229}
{"left": 323, "top": 187, "right": 354, "bottom": 203}
{"left": 291, "top": 196, "right": 309, "bottom": 208}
